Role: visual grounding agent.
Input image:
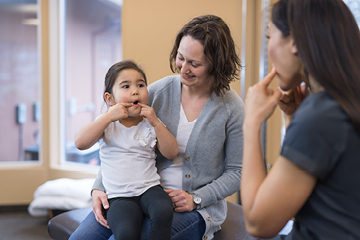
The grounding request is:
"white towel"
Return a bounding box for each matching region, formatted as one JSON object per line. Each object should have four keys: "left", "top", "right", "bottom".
{"left": 28, "top": 178, "right": 94, "bottom": 217}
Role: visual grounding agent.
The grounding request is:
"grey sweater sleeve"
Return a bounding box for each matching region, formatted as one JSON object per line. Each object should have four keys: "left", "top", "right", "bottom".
{"left": 91, "top": 168, "right": 105, "bottom": 195}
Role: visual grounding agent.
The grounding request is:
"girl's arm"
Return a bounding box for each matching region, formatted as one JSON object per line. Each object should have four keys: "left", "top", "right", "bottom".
{"left": 153, "top": 121, "right": 178, "bottom": 159}
{"left": 139, "top": 103, "right": 178, "bottom": 159}
{"left": 241, "top": 68, "right": 316, "bottom": 238}
{"left": 74, "top": 114, "right": 111, "bottom": 150}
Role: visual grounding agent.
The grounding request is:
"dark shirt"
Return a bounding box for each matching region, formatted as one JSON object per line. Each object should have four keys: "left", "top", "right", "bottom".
{"left": 280, "top": 91, "right": 360, "bottom": 240}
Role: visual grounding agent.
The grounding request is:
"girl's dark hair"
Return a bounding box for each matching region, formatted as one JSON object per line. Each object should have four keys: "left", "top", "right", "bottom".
{"left": 272, "top": 0, "right": 360, "bottom": 133}
{"left": 169, "top": 14, "right": 241, "bottom": 97}
{"left": 103, "top": 60, "right": 147, "bottom": 106}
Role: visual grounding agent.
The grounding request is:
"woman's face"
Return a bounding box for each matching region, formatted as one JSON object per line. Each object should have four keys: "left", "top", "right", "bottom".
{"left": 175, "top": 35, "right": 211, "bottom": 90}
{"left": 267, "top": 21, "right": 304, "bottom": 91}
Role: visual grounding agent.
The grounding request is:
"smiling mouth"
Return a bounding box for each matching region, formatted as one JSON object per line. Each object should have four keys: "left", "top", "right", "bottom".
{"left": 182, "top": 74, "right": 194, "bottom": 79}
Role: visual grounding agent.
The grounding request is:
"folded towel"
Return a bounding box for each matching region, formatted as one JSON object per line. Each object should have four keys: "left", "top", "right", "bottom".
{"left": 28, "top": 178, "right": 94, "bottom": 217}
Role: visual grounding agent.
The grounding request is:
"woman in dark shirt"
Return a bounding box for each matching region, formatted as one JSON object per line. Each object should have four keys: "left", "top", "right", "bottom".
{"left": 241, "top": 0, "right": 360, "bottom": 239}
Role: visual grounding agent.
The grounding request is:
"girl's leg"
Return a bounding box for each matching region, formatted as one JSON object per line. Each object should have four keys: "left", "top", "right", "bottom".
{"left": 107, "top": 197, "right": 144, "bottom": 240}
{"left": 140, "top": 185, "right": 174, "bottom": 240}
{"left": 140, "top": 191, "right": 205, "bottom": 240}
{"left": 69, "top": 211, "right": 113, "bottom": 240}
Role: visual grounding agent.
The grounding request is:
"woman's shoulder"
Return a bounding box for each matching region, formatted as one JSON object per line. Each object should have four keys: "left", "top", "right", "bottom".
{"left": 223, "top": 88, "right": 243, "bottom": 100}
{"left": 220, "top": 88, "right": 245, "bottom": 110}
{"left": 288, "top": 91, "right": 350, "bottom": 142}
{"left": 294, "top": 91, "right": 346, "bottom": 123}
{"left": 207, "top": 89, "right": 245, "bottom": 122}
{"left": 148, "top": 75, "right": 180, "bottom": 92}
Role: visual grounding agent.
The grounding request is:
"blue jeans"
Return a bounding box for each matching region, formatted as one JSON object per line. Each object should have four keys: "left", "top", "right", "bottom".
{"left": 69, "top": 203, "right": 205, "bottom": 240}
{"left": 107, "top": 185, "right": 173, "bottom": 240}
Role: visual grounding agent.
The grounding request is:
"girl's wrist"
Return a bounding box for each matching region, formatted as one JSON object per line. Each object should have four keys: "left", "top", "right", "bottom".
{"left": 100, "top": 113, "right": 113, "bottom": 124}
{"left": 152, "top": 118, "right": 164, "bottom": 129}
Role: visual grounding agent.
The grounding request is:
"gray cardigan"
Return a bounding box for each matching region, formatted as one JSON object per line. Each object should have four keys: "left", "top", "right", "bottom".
{"left": 93, "top": 75, "right": 245, "bottom": 240}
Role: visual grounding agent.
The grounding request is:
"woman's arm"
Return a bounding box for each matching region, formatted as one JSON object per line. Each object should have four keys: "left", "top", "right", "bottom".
{"left": 139, "top": 103, "right": 178, "bottom": 159}
{"left": 241, "top": 69, "right": 316, "bottom": 238}
{"left": 242, "top": 123, "right": 316, "bottom": 237}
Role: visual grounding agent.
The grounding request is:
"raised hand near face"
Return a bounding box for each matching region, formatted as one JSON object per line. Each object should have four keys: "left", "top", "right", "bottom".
{"left": 106, "top": 103, "right": 133, "bottom": 122}
{"left": 138, "top": 103, "right": 161, "bottom": 127}
{"left": 244, "top": 67, "right": 281, "bottom": 125}
{"left": 278, "top": 83, "right": 309, "bottom": 128}
{"left": 278, "top": 83, "right": 309, "bottom": 114}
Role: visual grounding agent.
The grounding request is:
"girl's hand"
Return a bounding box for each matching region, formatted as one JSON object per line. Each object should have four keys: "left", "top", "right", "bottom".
{"left": 244, "top": 67, "right": 281, "bottom": 126}
{"left": 165, "top": 189, "right": 195, "bottom": 212}
{"left": 106, "top": 103, "right": 133, "bottom": 122}
{"left": 138, "top": 103, "right": 160, "bottom": 127}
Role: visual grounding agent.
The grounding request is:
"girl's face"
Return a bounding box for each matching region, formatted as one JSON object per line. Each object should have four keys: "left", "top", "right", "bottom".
{"left": 267, "top": 21, "right": 304, "bottom": 91}
{"left": 107, "top": 69, "right": 148, "bottom": 117}
{"left": 176, "top": 35, "right": 211, "bottom": 90}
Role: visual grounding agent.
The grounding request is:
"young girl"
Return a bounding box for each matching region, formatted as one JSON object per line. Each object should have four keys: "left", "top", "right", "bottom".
{"left": 75, "top": 60, "right": 178, "bottom": 240}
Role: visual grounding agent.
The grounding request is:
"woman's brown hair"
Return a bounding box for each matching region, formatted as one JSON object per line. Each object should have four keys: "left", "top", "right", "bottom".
{"left": 169, "top": 15, "right": 241, "bottom": 97}
{"left": 272, "top": 0, "right": 360, "bottom": 133}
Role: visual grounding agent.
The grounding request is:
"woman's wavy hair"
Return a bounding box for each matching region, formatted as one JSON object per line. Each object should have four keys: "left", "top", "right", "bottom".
{"left": 272, "top": 0, "right": 360, "bottom": 133}
{"left": 103, "top": 60, "right": 147, "bottom": 107}
{"left": 169, "top": 15, "right": 241, "bottom": 97}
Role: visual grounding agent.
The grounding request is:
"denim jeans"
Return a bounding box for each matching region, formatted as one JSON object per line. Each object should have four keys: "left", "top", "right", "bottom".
{"left": 106, "top": 185, "right": 173, "bottom": 240}
{"left": 69, "top": 198, "right": 205, "bottom": 240}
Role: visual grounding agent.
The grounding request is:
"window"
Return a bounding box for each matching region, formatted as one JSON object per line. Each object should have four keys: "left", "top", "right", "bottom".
{"left": 0, "top": 0, "right": 40, "bottom": 163}
{"left": 343, "top": 0, "right": 360, "bottom": 28}
{"left": 60, "top": 0, "right": 122, "bottom": 165}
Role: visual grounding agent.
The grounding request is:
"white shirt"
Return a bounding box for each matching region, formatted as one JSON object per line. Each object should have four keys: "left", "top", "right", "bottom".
{"left": 159, "top": 105, "right": 196, "bottom": 190}
{"left": 99, "top": 118, "right": 160, "bottom": 198}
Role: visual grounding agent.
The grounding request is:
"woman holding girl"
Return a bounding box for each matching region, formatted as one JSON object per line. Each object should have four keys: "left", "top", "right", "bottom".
{"left": 70, "top": 14, "right": 244, "bottom": 240}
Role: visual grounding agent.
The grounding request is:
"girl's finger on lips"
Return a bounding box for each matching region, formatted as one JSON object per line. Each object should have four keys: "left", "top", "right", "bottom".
{"left": 122, "top": 103, "right": 133, "bottom": 108}
{"left": 137, "top": 103, "right": 148, "bottom": 107}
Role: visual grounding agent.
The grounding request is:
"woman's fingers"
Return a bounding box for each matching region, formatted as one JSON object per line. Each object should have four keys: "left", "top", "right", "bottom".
{"left": 244, "top": 68, "right": 282, "bottom": 123}
{"left": 260, "top": 67, "right": 277, "bottom": 87}
{"left": 92, "top": 191, "right": 110, "bottom": 228}
{"left": 166, "top": 189, "right": 194, "bottom": 212}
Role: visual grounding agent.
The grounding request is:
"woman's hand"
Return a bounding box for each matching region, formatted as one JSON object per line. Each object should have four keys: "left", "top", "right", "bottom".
{"left": 278, "top": 83, "right": 309, "bottom": 128}
{"left": 165, "top": 189, "right": 195, "bottom": 212}
{"left": 244, "top": 67, "right": 281, "bottom": 127}
{"left": 91, "top": 189, "right": 110, "bottom": 229}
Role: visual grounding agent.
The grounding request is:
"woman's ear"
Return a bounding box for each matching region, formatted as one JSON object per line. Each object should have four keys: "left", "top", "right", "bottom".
{"left": 104, "top": 92, "right": 114, "bottom": 106}
{"left": 290, "top": 38, "right": 298, "bottom": 55}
